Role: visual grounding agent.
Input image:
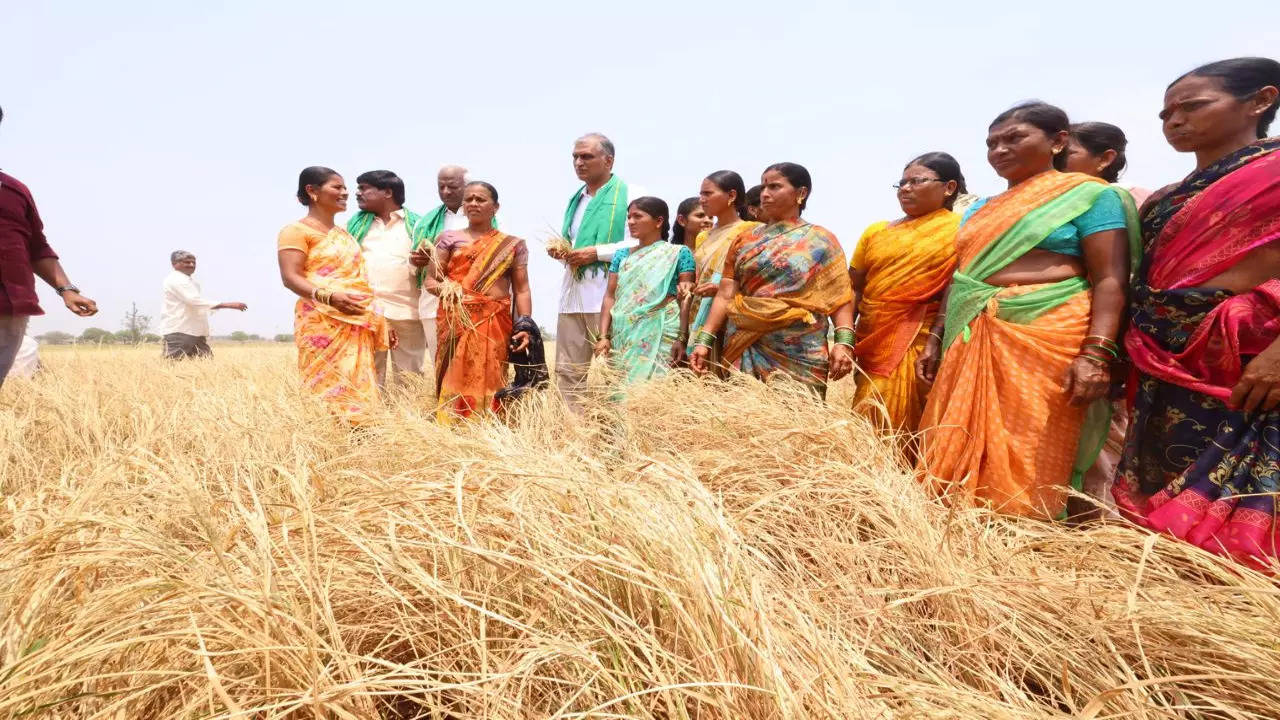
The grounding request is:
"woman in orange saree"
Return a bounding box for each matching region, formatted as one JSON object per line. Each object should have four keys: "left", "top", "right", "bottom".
{"left": 850, "top": 152, "right": 963, "bottom": 439}
{"left": 277, "top": 167, "right": 391, "bottom": 425}
{"left": 426, "top": 181, "right": 532, "bottom": 423}
{"left": 916, "top": 104, "right": 1139, "bottom": 520}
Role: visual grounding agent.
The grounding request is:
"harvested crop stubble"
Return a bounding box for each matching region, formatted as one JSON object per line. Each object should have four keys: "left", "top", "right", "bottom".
{"left": 1, "top": 345, "right": 1279, "bottom": 719}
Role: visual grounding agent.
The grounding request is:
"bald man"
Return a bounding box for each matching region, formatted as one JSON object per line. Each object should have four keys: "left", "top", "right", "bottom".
{"left": 409, "top": 165, "right": 497, "bottom": 375}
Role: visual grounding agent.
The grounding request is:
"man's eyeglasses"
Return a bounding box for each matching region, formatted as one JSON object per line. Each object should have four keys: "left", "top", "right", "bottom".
{"left": 892, "top": 178, "right": 944, "bottom": 190}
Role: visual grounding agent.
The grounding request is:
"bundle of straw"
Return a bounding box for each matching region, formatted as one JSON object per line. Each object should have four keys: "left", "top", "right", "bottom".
{"left": 544, "top": 234, "right": 572, "bottom": 257}
{"left": 436, "top": 278, "right": 475, "bottom": 331}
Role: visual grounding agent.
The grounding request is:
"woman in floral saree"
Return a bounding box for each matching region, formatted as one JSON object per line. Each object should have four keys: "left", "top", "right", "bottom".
{"left": 595, "top": 196, "right": 695, "bottom": 383}
{"left": 427, "top": 181, "right": 532, "bottom": 423}
{"left": 277, "top": 166, "right": 392, "bottom": 425}
{"left": 1114, "top": 57, "right": 1280, "bottom": 568}
{"left": 689, "top": 163, "right": 856, "bottom": 397}
{"left": 916, "top": 103, "right": 1140, "bottom": 520}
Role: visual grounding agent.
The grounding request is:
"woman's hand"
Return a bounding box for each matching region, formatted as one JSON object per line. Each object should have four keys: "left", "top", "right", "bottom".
{"left": 510, "top": 331, "right": 531, "bottom": 354}
{"left": 670, "top": 338, "right": 687, "bottom": 366}
{"left": 409, "top": 248, "right": 433, "bottom": 268}
{"left": 829, "top": 343, "right": 854, "bottom": 381}
{"left": 1062, "top": 357, "right": 1110, "bottom": 406}
{"left": 916, "top": 333, "right": 942, "bottom": 385}
{"left": 693, "top": 282, "right": 719, "bottom": 298}
{"left": 1230, "top": 347, "right": 1280, "bottom": 412}
{"left": 388, "top": 328, "right": 399, "bottom": 349}
{"left": 328, "top": 292, "right": 367, "bottom": 315}
{"left": 689, "top": 344, "right": 710, "bottom": 375}
{"left": 593, "top": 337, "right": 611, "bottom": 357}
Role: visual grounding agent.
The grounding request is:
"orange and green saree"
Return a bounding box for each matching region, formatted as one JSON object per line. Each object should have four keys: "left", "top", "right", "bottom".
{"left": 435, "top": 230, "right": 524, "bottom": 423}
{"left": 850, "top": 209, "right": 958, "bottom": 434}
{"left": 277, "top": 223, "right": 389, "bottom": 425}
{"left": 919, "top": 172, "right": 1139, "bottom": 519}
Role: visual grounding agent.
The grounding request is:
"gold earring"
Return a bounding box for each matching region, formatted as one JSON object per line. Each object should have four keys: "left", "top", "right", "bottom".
{"left": 310, "top": 195, "right": 318, "bottom": 203}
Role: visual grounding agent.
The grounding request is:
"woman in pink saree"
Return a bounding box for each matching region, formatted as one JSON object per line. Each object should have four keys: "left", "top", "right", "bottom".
{"left": 1115, "top": 57, "right": 1280, "bottom": 569}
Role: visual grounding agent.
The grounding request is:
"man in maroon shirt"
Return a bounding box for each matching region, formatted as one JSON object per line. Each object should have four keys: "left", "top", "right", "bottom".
{"left": 1, "top": 105, "right": 98, "bottom": 387}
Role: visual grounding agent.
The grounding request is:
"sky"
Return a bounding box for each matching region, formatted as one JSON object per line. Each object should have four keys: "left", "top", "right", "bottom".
{"left": 4, "top": 1, "right": 1279, "bottom": 339}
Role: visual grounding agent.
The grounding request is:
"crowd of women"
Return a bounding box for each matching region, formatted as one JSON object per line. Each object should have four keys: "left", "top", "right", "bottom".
{"left": 274, "top": 56, "right": 1280, "bottom": 569}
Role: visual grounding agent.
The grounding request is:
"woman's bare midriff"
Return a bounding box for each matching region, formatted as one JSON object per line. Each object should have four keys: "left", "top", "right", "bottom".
{"left": 983, "top": 249, "right": 1086, "bottom": 287}
{"left": 1202, "top": 242, "right": 1280, "bottom": 293}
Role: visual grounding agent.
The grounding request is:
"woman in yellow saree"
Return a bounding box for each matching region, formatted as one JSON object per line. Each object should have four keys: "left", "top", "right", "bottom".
{"left": 850, "top": 152, "right": 964, "bottom": 438}
{"left": 691, "top": 170, "right": 760, "bottom": 375}
{"left": 916, "top": 103, "right": 1140, "bottom": 520}
{"left": 276, "top": 166, "right": 392, "bottom": 425}
{"left": 426, "top": 181, "right": 532, "bottom": 423}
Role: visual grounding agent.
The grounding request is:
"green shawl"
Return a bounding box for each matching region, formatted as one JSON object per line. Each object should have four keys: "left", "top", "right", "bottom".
{"left": 561, "top": 174, "right": 628, "bottom": 278}
{"left": 940, "top": 183, "right": 1141, "bottom": 505}
{"left": 347, "top": 206, "right": 494, "bottom": 288}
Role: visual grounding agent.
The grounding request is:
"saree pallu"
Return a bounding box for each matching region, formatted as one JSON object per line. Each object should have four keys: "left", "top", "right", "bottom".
{"left": 611, "top": 242, "right": 684, "bottom": 384}
{"left": 1116, "top": 139, "right": 1280, "bottom": 567}
{"left": 920, "top": 171, "right": 1140, "bottom": 519}
{"left": 435, "top": 231, "right": 521, "bottom": 423}
{"left": 693, "top": 221, "right": 760, "bottom": 376}
{"left": 722, "top": 220, "right": 853, "bottom": 396}
{"left": 851, "top": 210, "right": 958, "bottom": 432}
{"left": 285, "top": 225, "right": 389, "bottom": 425}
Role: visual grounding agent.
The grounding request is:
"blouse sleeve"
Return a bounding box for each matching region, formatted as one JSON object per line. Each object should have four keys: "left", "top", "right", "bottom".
{"left": 1073, "top": 187, "right": 1128, "bottom": 237}
{"left": 609, "top": 248, "right": 628, "bottom": 273}
{"left": 277, "top": 224, "right": 312, "bottom": 253}
{"left": 676, "top": 245, "right": 696, "bottom": 274}
{"left": 721, "top": 237, "right": 742, "bottom": 279}
{"left": 692, "top": 230, "right": 708, "bottom": 252}
{"left": 513, "top": 239, "right": 529, "bottom": 267}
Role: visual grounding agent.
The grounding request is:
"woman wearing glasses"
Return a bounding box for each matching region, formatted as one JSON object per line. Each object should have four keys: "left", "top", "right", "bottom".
{"left": 848, "top": 152, "right": 964, "bottom": 446}
{"left": 916, "top": 102, "right": 1140, "bottom": 520}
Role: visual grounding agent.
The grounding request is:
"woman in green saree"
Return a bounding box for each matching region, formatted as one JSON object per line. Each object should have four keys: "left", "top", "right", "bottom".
{"left": 595, "top": 197, "right": 695, "bottom": 384}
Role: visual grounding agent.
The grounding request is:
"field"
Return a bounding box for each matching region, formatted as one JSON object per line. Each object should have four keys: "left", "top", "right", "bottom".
{"left": 2, "top": 344, "right": 1280, "bottom": 719}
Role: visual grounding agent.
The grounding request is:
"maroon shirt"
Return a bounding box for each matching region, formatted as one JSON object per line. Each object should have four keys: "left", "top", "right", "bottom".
{"left": 0, "top": 171, "right": 59, "bottom": 316}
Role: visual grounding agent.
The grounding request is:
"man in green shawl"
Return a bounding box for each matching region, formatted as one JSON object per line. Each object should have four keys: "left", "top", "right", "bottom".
{"left": 548, "top": 133, "right": 643, "bottom": 412}
{"left": 348, "top": 169, "right": 436, "bottom": 388}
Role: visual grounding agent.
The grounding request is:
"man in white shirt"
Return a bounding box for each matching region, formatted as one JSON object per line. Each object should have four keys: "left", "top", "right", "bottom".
{"left": 349, "top": 170, "right": 431, "bottom": 388}
{"left": 547, "top": 133, "right": 641, "bottom": 412}
{"left": 159, "top": 251, "right": 246, "bottom": 359}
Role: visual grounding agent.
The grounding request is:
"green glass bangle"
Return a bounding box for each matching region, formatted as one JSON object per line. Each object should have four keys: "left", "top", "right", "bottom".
{"left": 695, "top": 329, "right": 717, "bottom": 346}
{"left": 1082, "top": 343, "right": 1118, "bottom": 359}
{"left": 833, "top": 328, "right": 856, "bottom": 345}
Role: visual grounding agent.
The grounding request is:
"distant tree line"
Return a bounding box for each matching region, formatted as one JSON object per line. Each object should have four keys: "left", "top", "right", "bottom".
{"left": 33, "top": 301, "right": 294, "bottom": 345}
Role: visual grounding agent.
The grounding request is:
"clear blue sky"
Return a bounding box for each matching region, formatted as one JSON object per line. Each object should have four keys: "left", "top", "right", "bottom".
{"left": 4, "top": 1, "right": 1277, "bottom": 338}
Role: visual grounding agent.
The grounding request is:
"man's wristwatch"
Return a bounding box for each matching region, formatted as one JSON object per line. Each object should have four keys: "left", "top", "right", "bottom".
{"left": 55, "top": 285, "right": 80, "bottom": 296}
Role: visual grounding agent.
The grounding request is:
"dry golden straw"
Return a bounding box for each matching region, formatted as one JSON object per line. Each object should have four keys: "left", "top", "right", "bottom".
{"left": 436, "top": 278, "right": 475, "bottom": 332}
{"left": 543, "top": 234, "right": 572, "bottom": 257}
{"left": 2, "top": 344, "right": 1279, "bottom": 718}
